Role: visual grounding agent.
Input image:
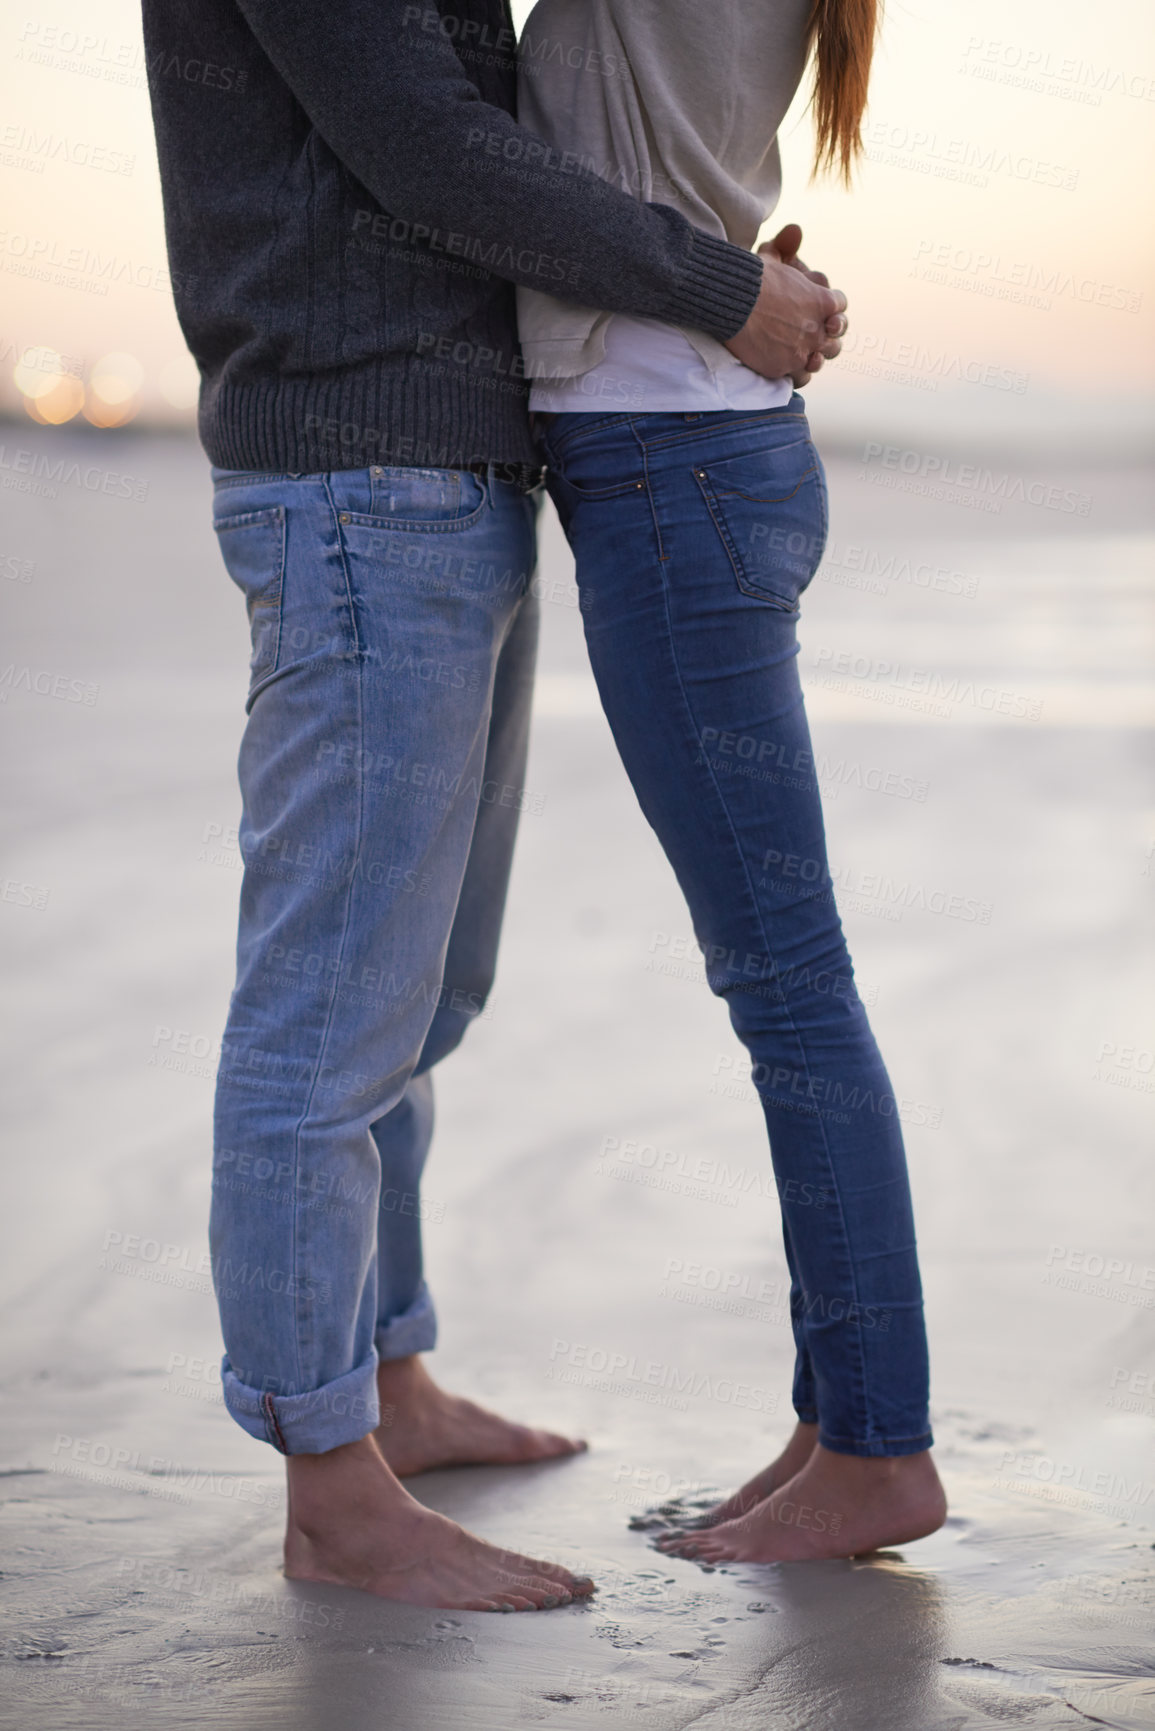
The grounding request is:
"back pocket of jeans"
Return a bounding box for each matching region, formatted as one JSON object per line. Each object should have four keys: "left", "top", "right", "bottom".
{"left": 214, "top": 505, "right": 286, "bottom": 687}
{"left": 694, "top": 439, "right": 827, "bottom": 611}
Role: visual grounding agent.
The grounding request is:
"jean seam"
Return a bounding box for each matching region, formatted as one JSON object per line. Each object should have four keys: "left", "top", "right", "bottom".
{"left": 280, "top": 473, "right": 368, "bottom": 1394}
{"left": 819, "top": 1428, "right": 932, "bottom": 1453}
{"left": 648, "top": 486, "right": 874, "bottom": 1444}
{"left": 781, "top": 1217, "right": 815, "bottom": 1410}
{"left": 545, "top": 413, "right": 633, "bottom": 457}
{"left": 546, "top": 406, "right": 806, "bottom": 462}
{"left": 214, "top": 473, "right": 300, "bottom": 489}
{"left": 262, "top": 1391, "right": 289, "bottom": 1454}
{"left": 633, "top": 424, "right": 666, "bottom": 562}
{"left": 638, "top": 410, "right": 806, "bottom": 455}
{"left": 338, "top": 486, "right": 489, "bottom": 534}
{"left": 822, "top": 1429, "right": 931, "bottom": 1443}
{"left": 215, "top": 504, "right": 289, "bottom": 691}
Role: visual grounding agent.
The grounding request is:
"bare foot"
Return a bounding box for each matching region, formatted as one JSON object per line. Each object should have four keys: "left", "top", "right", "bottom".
{"left": 285, "top": 1434, "right": 595, "bottom": 1611}
{"left": 687, "top": 1421, "right": 819, "bottom": 1527}
{"left": 375, "top": 1355, "right": 587, "bottom": 1476}
{"left": 656, "top": 1444, "right": 946, "bottom": 1564}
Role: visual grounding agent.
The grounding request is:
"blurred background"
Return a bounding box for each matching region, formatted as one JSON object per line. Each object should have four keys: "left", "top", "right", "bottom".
{"left": 2, "top": 0, "right": 1152, "bottom": 440}
{"left": 1, "top": 1, "right": 1153, "bottom": 1725}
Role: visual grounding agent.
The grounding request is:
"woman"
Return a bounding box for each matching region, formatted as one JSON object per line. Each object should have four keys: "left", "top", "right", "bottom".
{"left": 518, "top": 0, "right": 947, "bottom": 1562}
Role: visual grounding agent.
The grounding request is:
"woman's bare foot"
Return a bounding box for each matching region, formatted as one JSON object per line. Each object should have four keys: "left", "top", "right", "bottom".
{"left": 687, "top": 1421, "right": 819, "bottom": 1527}
{"left": 656, "top": 1444, "right": 946, "bottom": 1564}
{"left": 285, "top": 1434, "right": 595, "bottom": 1611}
{"left": 375, "top": 1356, "right": 587, "bottom": 1476}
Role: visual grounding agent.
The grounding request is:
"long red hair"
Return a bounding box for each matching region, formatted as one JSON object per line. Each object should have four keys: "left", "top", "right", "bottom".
{"left": 806, "top": 0, "right": 880, "bottom": 182}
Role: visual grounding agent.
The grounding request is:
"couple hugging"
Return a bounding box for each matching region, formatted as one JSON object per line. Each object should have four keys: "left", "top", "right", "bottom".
{"left": 143, "top": 0, "right": 944, "bottom": 1611}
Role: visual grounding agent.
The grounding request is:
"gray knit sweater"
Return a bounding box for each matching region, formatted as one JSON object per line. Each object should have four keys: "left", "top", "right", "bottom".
{"left": 517, "top": 0, "right": 811, "bottom": 381}
{"left": 142, "top": 0, "right": 767, "bottom": 474}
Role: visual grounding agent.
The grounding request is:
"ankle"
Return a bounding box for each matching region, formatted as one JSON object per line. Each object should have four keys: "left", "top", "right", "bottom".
{"left": 815, "top": 1444, "right": 936, "bottom": 1478}
{"left": 376, "top": 1354, "right": 428, "bottom": 1397}
{"left": 286, "top": 1434, "right": 400, "bottom": 1525}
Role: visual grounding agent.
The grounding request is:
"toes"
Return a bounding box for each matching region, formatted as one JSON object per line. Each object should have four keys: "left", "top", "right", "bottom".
{"left": 688, "top": 1523, "right": 748, "bottom": 1563}
{"left": 530, "top": 1428, "right": 586, "bottom": 1458}
{"left": 657, "top": 1534, "right": 702, "bottom": 1558}
{"left": 523, "top": 1578, "right": 573, "bottom": 1606}
{"left": 499, "top": 1570, "right": 576, "bottom": 1607}
{"left": 667, "top": 1533, "right": 726, "bottom": 1563}
{"left": 466, "top": 1591, "right": 558, "bottom": 1613}
{"left": 495, "top": 1424, "right": 577, "bottom": 1462}
{"left": 525, "top": 1558, "right": 595, "bottom": 1597}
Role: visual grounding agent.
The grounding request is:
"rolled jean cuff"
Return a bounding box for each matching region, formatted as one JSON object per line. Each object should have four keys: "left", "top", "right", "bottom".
{"left": 817, "top": 1427, "right": 934, "bottom": 1459}
{"left": 222, "top": 1353, "right": 380, "bottom": 1455}
{"left": 375, "top": 1280, "right": 438, "bottom": 1362}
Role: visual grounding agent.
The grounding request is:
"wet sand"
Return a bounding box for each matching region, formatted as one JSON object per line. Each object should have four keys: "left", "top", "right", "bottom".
{"left": 1, "top": 423, "right": 1152, "bottom": 1728}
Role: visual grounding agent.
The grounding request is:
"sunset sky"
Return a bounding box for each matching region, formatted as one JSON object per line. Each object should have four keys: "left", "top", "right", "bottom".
{"left": 1, "top": 0, "right": 1152, "bottom": 437}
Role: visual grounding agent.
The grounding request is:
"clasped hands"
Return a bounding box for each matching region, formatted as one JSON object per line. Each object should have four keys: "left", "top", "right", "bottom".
{"left": 725, "top": 222, "right": 849, "bottom": 388}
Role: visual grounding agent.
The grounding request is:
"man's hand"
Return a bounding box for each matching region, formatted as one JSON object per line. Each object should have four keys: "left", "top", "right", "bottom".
{"left": 725, "top": 223, "right": 848, "bottom": 388}
{"left": 768, "top": 223, "right": 848, "bottom": 366}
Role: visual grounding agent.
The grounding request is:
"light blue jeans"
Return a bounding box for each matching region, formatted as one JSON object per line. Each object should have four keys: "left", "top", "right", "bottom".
{"left": 208, "top": 463, "right": 538, "bottom": 1453}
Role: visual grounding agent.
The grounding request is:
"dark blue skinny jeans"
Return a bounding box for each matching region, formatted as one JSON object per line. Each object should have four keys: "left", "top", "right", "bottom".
{"left": 540, "top": 398, "right": 932, "bottom": 1457}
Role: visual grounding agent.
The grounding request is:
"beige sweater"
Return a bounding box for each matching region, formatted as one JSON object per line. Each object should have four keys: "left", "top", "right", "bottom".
{"left": 516, "top": 0, "right": 811, "bottom": 380}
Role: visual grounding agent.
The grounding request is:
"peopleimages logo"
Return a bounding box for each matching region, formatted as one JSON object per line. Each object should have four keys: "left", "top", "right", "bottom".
{"left": 865, "top": 121, "right": 1079, "bottom": 190}
{"left": 959, "top": 36, "right": 1155, "bottom": 105}
{"left": 546, "top": 1338, "right": 778, "bottom": 1412}
{"left": 860, "top": 442, "right": 1092, "bottom": 517}
{"left": 912, "top": 239, "right": 1142, "bottom": 313}
{"left": 812, "top": 647, "right": 1044, "bottom": 721}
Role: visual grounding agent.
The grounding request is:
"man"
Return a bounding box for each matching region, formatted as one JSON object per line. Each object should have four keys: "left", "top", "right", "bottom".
{"left": 143, "top": 0, "right": 846, "bottom": 1612}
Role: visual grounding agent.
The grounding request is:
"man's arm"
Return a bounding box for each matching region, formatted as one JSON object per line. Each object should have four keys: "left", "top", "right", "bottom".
{"left": 233, "top": 0, "right": 840, "bottom": 378}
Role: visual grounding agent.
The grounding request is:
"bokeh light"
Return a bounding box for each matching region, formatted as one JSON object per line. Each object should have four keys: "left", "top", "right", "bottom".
{"left": 89, "top": 351, "right": 146, "bottom": 406}
{"left": 23, "top": 376, "right": 86, "bottom": 424}
{"left": 15, "top": 346, "right": 85, "bottom": 424}
{"left": 14, "top": 346, "right": 70, "bottom": 400}
{"left": 158, "top": 354, "right": 201, "bottom": 411}
{"left": 82, "top": 394, "right": 139, "bottom": 429}
{"left": 80, "top": 352, "right": 144, "bottom": 426}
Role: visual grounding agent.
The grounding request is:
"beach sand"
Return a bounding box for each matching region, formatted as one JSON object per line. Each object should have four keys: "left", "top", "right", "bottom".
{"left": 1, "top": 423, "right": 1152, "bottom": 1728}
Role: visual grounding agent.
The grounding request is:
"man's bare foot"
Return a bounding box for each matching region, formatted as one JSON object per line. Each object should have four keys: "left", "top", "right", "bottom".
{"left": 285, "top": 1434, "right": 595, "bottom": 1611}
{"left": 375, "top": 1355, "right": 587, "bottom": 1477}
{"left": 686, "top": 1421, "right": 819, "bottom": 1527}
{"left": 656, "top": 1444, "right": 946, "bottom": 1564}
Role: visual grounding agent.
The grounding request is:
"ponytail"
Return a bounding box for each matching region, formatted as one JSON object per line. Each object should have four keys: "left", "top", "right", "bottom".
{"left": 806, "top": 0, "right": 880, "bottom": 183}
